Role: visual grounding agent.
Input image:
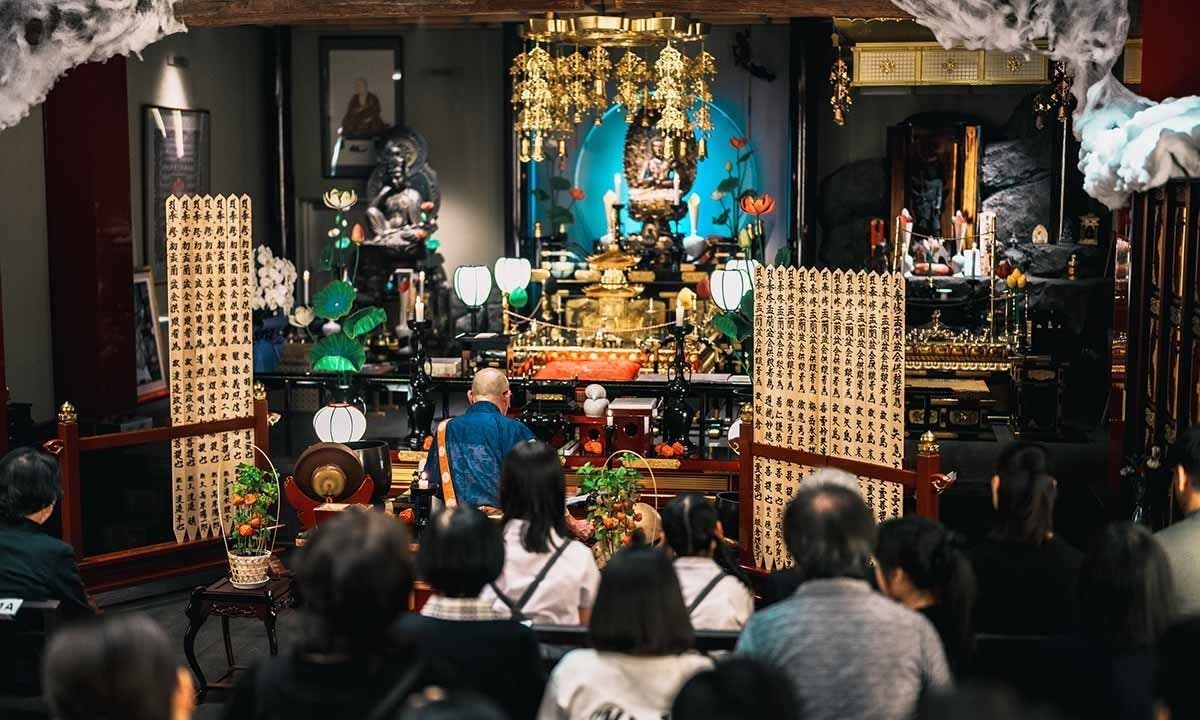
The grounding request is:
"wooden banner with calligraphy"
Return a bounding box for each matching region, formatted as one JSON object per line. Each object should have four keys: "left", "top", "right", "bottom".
{"left": 750, "top": 267, "right": 906, "bottom": 570}
{"left": 166, "top": 194, "right": 255, "bottom": 543}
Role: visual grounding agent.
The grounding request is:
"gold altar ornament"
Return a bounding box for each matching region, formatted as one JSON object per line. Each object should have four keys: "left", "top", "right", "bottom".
{"left": 57, "top": 401, "right": 77, "bottom": 424}
{"left": 511, "top": 12, "right": 716, "bottom": 165}
{"left": 830, "top": 34, "right": 853, "bottom": 126}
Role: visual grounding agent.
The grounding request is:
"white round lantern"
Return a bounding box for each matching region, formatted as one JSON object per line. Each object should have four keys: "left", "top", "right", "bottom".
{"left": 493, "top": 257, "right": 532, "bottom": 294}
{"left": 313, "top": 402, "right": 367, "bottom": 443}
{"left": 454, "top": 265, "right": 493, "bottom": 308}
{"left": 725, "top": 258, "right": 762, "bottom": 276}
{"left": 710, "top": 268, "right": 751, "bottom": 312}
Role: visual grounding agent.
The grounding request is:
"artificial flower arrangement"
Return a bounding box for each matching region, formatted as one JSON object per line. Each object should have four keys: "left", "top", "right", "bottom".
{"left": 289, "top": 189, "right": 388, "bottom": 376}
{"left": 707, "top": 136, "right": 780, "bottom": 370}
{"left": 251, "top": 245, "right": 298, "bottom": 372}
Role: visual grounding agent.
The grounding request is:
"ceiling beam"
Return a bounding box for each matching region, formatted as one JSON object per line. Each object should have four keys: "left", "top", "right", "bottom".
{"left": 174, "top": 0, "right": 907, "bottom": 28}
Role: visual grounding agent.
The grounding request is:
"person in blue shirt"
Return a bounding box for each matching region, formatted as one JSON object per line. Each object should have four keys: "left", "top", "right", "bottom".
{"left": 424, "top": 368, "right": 535, "bottom": 509}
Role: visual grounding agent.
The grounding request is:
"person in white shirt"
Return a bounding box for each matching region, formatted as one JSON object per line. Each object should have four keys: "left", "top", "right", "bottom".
{"left": 537, "top": 545, "right": 713, "bottom": 720}
{"left": 660, "top": 493, "right": 754, "bottom": 631}
{"left": 482, "top": 440, "right": 600, "bottom": 625}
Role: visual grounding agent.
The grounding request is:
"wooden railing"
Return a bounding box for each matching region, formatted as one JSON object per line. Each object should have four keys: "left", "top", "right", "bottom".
{"left": 737, "top": 407, "right": 952, "bottom": 568}
{"left": 41, "top": 385, "right": 270, "bottom": 592}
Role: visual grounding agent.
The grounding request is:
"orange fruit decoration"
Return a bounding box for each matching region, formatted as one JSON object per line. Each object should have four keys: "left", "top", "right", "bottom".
{"left": 231, "top": 494, "right": 244, "bottom": 506}
{"left": 237, "top": 524, "right": 254, "bottom": 538}
{"left": 244, "top": 493, "right": 259, "bottom": 506}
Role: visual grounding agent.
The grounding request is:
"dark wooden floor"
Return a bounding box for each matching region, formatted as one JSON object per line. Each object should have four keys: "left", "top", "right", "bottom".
{"left": 101, "top": 569, "right": 305, "bottom": 710}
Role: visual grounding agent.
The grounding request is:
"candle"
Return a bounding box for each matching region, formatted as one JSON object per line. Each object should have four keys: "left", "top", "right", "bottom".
{"left": 556, "top": 294, "right": 563, "bottom": 312}
{"left": 672, "top": 172, "right": 681, "bottom": 205}
{"left": 675, "top": 300, "right": 685, "bottom": 327}
{"left": 613, "top": 173, "right": 623, "bottom": 204}
{"left": 415, "top": 298, "right": 425, "bottom": 322}
{"left": 303, "top": 270, "right": 310, "bottom": 306}
{"left": 418, "top": 271, "right": 425, "bottom": 297}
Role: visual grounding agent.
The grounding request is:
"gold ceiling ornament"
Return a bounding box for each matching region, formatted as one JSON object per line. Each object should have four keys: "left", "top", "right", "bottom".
{"left": 830, "top": 33, "right": 853, "bottom": 126}
{"left": 512, "top": 43, "right": 555, "bottom": 163}
{"left": 690, "top": 44, "right": 716, "bottom": 158}
{"left": 510, "top": 12, "right": 715, "bottom": 165}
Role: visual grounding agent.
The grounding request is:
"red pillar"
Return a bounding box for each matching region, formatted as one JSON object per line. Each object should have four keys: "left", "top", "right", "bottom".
{"left": 1141, "top": 0, "right": 1200, "bottom": 100}
{"left": 42, "top": 58, "right": 136, "bottom": 419}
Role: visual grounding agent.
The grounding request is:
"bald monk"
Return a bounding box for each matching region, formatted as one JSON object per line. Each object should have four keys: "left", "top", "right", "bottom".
{"left": 423, "top": 369, "right": 535, "bottom": 509}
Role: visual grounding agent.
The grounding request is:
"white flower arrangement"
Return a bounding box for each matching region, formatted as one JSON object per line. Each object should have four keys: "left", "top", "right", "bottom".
{"left": 252, "top": 245, "right": 297, "bottom": 314}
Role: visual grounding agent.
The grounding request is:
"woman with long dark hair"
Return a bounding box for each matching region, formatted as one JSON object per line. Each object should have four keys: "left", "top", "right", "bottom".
{"left": 538, "top": 545, "right": 712, "bottom": 719}
{"left": 876, "top": 516, "right": 977, "bottom": 676}
{"left": 970, "top": 441, "right": 1083, "bottom": 635}
{"left": 660, "top": 493, "right": 753, "bottom": 631}
{"left": 1045, "top": 522, "right": 1176, "bottom": 720}
{"left": 225, "top": 510, "right": 447, "bottom": 720}
{"left": 482, "top": 441, "right": 599, "bottom": 625}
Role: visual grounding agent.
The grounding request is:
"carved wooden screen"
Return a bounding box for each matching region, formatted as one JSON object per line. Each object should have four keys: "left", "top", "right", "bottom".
{"left": 750, "top": 267, "right": 907, "bottom": 570}
{"left": 166, "top": 194, "right": 255, "bottom": 542}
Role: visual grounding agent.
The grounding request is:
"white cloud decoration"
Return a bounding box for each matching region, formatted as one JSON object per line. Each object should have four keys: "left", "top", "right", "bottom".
{"left": 891, "top": 0, "right": 1200, "bottom": 209}
{"left": 0, "top": 0, "right": 185, "bottom": 131}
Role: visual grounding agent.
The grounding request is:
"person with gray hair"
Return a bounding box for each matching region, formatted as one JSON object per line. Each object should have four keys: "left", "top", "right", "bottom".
{"left": 737, "top": 484, "right": 951, "bottom": 720}
{"left": 761, "top": 466, "right": 863, "bottom": 605}
{"left": 423, "top": 368, "right": 535, "bottom": 510}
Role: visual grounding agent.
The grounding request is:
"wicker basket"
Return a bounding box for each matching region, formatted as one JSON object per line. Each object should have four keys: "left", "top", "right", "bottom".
{"left": 227, "top": 551, "right": 271, "bottom": 589}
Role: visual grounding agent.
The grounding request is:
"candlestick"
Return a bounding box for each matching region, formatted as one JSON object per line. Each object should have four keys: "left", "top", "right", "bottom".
{"left": 415, "top": 299, "right": 425, "bottom": 322}
{"left": 303, "top": 270, "right": 310, "bottom": 306}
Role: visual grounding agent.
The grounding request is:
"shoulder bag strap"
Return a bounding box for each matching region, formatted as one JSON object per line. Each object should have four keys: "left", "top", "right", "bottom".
{"left": 515, "top": 538, "right": 572, "bottom": 611}
{"left": 363, "top": 658, "right": 428, "bottom": 720}
{"left": 435, "top": 419, "right": 457, "bottom": 508}
{"left": 687, "top": 571, "right": 728, "bottom": 615}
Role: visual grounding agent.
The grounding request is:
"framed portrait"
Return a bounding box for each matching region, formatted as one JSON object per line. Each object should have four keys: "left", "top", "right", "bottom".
{"left": 143, "top": 105, "right": 211, "bottom": 283}
{"left": 320, "top": 36, "right": 404, "bottom": 178}
{"left": 133, "top": 268, "right": 168, "bottom": 402}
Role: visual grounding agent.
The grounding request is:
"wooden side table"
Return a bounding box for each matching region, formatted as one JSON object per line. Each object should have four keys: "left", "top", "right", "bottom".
{"left": 183, "top": 576, "right": 294, "bottom": 700}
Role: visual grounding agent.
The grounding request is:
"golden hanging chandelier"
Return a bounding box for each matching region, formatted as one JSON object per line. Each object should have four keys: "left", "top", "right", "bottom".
{"left": 510, "top": 13, "right": 716, "bottom": 166}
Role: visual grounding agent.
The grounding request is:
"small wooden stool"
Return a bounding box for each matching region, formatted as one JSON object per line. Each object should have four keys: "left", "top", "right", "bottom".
{"left": 183, "top": 576, "right": 294, "bottom": 700}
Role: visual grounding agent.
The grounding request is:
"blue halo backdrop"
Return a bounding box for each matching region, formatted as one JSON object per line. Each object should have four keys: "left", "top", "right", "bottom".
{"left": 561, "top": 100, "right": 760, "bottom": 255}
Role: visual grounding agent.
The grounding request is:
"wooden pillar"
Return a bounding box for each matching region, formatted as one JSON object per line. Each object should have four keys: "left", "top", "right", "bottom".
{"left": 42, "top": 58, "right": 136, "bottom": 419}
{"left": 737, "top": 405, "right": 755, "bottom": 566}
{"left": 915, "top": 431, "right": 942, "bottom": 519}
{"left": 48, "top": 402, "right": 82, "bottom": 554}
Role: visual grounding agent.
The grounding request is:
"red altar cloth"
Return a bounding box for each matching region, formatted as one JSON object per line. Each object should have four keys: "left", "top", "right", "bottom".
{"left": 533, "top": 359, "right": 642, "bottom": 381}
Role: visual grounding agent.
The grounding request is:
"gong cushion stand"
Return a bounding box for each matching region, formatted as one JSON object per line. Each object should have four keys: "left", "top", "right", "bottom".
{"left": 283, "top": 442, "right": 375, "bottom": 531}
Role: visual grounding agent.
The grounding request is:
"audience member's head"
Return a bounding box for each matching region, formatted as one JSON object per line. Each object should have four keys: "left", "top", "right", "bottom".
{"left": 1155, "top": 617, "right": 1200, "bottom": 720}
{"left": 991, "top": 441, "right": 1057, "bottom": 544}
{"left": 805, "top": 466, "right": 862, "bottom": 497}
{"left": 1080, "top": 521, "right": 1175, "bottom": 651}
{"left": 0, "top": 447, "right": 61, "bottom": 525}
{"left": 782, "top": 484, "right": 876, "bottom": 582}
{"left": 299, "top": 509, "right": 414, "bottom": 655}
{"left": 590, "top": 544, "right": 693, "bottom": 656}
{"left": 671, "top": 657, "right": 800, "bottom": 720}
{"left": 500, "top": 440, "right": 568, "bottom": 553}
{"left": 43, "top": 614, "right": 193, "bottom": 720}
{"left": 468, "top": 368, "right": 512, "bottom": 413}
{"left": 918, "top": 682, "right": 1056, "bottom": 720}
{"left": 398, "top": 690, "right": 508, "bottom": 720}
{"left": 1168, "top": 425, "right": 1200, "bottom": 513}
{"left": 876, "top": 516, "right": 976, "bottom": 657}
{"left": 418, "top": 505, "right": 504, "bottom": 598}
{"left": 661, "top": 493, "right": 722, "bottom": 558}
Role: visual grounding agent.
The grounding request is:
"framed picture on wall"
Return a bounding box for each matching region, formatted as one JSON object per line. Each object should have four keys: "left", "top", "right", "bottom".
{"left": 320, "top": 36, "right": 404, "bottom": 178}
{"left": 133, "top": 267, "right": 168, "bottom": 402}
{"left": 142, "top": 105, "right": 211, "bottom": 283}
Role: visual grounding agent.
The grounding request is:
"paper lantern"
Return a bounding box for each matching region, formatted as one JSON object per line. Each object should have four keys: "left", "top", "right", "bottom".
{"left": 454, "top": 265, "right": 492, "bottom": 308}
{"left": 725, "top": 258, "right": 762, "bottom": 276}
{"left": 494, "top": 257, "right": 532, "bottom": 294}
{"left": 710, "top": 269, "right": 751, "bottom": 312}
{"left": 312, "top": 402, "right": 367, "bottom": 443}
